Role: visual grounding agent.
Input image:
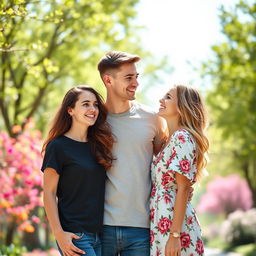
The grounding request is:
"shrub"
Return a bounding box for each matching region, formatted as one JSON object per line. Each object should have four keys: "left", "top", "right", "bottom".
{"left": 0, "top": 244, "right": 27, "bottom": 256}
{"left": 23, "top": 248, "right": 59, "bottom": 256}
{"left": 220, "top": 208, "right": 256, "bottom": 246}
{"left": 0, "top": 121, "right": 43, "bottom": 243}
{"left": 197, "top": 174, "right": 252, "bottom": 216}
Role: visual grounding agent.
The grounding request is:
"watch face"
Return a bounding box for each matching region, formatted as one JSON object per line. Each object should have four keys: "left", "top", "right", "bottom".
{"left": 173, "top": 232, "right": 180, "bottom": 238}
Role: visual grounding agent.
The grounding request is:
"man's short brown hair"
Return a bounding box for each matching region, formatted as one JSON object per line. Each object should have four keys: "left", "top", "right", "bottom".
{"left": 97, "top": 51, "right": 140, "bottom": 76}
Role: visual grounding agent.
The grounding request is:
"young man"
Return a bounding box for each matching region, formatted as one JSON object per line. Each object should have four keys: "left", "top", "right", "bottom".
{"left": 97, "top": 51, "right": 166, "bottom": 255}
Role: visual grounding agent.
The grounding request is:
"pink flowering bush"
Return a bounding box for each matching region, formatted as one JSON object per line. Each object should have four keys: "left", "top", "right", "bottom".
{"left": 0, "top": 121, "right": 43, "bottom": 243}
{"left": 197, "top": 174, "right": 253, "bottom": 216}
{"left": 23, "top": 248, "right": 59, "bottom": 256}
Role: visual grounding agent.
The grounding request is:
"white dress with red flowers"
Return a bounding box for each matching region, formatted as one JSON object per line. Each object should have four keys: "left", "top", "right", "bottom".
{"left": 150, "top": 129, "right": 204, "bottom": 256}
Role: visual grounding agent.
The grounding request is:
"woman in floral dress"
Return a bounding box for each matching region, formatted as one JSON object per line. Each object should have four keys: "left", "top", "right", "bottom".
{"left": 150, "top": 85, "right": 209, "bottom": 256}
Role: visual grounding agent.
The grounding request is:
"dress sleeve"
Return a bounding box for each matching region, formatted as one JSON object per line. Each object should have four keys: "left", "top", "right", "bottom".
{"left": 41, "top": 141, "right": 62, "bottom": 175}
{"left": 168, "top": 130, "right": 196, "bottom": 182}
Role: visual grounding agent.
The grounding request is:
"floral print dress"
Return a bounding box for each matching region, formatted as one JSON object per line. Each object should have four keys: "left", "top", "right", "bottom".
{"left": 150, "top": 129, "right": 204, "bottom": 256}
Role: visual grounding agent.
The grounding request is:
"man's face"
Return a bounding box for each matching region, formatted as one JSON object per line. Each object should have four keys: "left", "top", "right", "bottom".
{"left": 108, "top": 63, "right": 139, "bottom": 101}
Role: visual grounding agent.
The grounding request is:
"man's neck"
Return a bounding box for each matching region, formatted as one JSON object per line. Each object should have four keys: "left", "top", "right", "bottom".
{"left": 105, "top": 97, "right": 133, "bottom": 114}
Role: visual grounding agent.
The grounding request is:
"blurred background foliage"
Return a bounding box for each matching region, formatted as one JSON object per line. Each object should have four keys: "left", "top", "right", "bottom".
{"left": 0, "top": 0, "right": 255, "bottom": 255}
{"left": 197, "top": 1, "right": 256, "bottom": 254}
{"left": 0, "top": 0, "right": 166, "bottom": 136}
{"left": 201, "top": 0, "right": 256, "bottom": 207}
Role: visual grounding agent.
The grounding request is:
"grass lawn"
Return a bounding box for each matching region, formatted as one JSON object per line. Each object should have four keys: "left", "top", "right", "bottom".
{"left": 205, "top": 236, "right": 256, "bottom": 256}
{"left": 232, "top": 244, "right": 256, "bottom": 256}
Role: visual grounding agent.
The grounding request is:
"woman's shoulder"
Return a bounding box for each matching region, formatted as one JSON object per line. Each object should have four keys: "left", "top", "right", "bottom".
{"left": 172, "top": 129, "right": 195, "bottom": 145}
{"left": 46, "top": 136, "right": 65, "bottom": 150}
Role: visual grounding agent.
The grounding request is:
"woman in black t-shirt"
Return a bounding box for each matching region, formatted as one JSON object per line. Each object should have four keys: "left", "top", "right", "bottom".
{"left": 41, "top": 86, "right": 114, "bottom": 256}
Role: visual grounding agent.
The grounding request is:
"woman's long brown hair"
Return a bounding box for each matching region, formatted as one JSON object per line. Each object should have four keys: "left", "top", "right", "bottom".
{"left": 42, "top": 86, "right": 115, "bottom": 170}
{"left": 176, "top": 85, "right": 209, "bottom": 179}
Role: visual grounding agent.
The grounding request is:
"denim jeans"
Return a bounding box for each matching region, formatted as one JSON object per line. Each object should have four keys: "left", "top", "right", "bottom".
{"left": 100, "top": 225, "right": 150, "bottom": 256}
{"left": 57, "top": 232, "right": 101, "bottom": 256}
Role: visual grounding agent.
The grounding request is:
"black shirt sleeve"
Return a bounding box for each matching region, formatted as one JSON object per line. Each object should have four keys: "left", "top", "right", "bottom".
{"left": 41, "top": 140, "right": 62, "bottom": 175}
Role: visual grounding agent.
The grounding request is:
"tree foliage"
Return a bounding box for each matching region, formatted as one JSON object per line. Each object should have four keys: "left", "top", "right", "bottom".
{"left": 202, "top": 0, "right": 256, "bottom": 205}
{"left": 0, "top": 0, "right": 143, "bottom": 135}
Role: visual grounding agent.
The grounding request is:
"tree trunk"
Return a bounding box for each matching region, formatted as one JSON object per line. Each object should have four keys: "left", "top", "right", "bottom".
{"left": 23, "top": 224, "right": 41, "bottom": 250}
{"left": 45, "top": 222, "right": 50, "bottom": 246}
{"left": 242, "top": 160, "right": 256, "bottom": 207}
{"left": 252, "top": 188, "right": 256, "bottom": 208}
{"left": 6, "top": 221, "right": 16, "bottom": 245}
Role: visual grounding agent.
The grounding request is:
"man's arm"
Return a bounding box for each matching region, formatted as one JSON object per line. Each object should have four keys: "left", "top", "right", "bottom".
{"left": 153, "top": 115, "right": 168, "bottom": 155}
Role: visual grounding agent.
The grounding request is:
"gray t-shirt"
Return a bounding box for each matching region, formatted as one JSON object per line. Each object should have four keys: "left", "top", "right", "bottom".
{"left": 104, "top": 102, "right": 162, "bottom": 228}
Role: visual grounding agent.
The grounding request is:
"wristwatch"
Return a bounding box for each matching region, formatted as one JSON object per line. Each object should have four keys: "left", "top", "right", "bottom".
{"left": 170, "top": 231, "right": 180, "bottom": 238}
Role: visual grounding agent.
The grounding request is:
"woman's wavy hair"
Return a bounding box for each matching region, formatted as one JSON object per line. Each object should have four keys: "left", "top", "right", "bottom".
{"left": 176, "top": 85, "right": 209, "bottom": 178}
{"left": 42, "top": 85, "right": 115, "bottom": 170}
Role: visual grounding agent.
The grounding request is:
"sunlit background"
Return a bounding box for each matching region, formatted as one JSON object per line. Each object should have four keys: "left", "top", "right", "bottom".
{"left": 0, "top": 0, "right": 255, "bottom": 255}
{"left": 135, "top": 0, "right": 232, "bottom": 107}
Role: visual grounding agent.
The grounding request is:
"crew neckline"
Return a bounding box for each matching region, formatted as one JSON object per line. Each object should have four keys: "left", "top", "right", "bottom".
{"left": 62, "top": 135, "right": 89, "bottom": 144}
{"left": 108, "top": 102, "right": 137, "bottom": 117}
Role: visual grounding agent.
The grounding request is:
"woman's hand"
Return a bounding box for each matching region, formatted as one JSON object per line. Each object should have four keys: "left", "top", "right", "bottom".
{"left": 165, "top": 236, "right": 181, "bottom": 256}
{"left": 55, "top": 230, "right": 86, "bottom": 256}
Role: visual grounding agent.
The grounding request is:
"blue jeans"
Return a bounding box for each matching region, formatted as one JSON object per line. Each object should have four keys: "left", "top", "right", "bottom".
{"left": 100, "top": 225, "right": 150, "bottom": 256}
{"left": 57, "top": 232, "right": 101, "bottom": 256}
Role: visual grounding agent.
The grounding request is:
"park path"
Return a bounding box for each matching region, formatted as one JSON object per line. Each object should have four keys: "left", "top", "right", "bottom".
{"left": 205, "top": 248, "right": 242, "bottom": 256}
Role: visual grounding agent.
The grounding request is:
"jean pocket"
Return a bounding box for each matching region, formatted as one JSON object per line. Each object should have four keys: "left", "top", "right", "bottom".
{"left": 74, "top": 232, "right": 85, "bottom": 240}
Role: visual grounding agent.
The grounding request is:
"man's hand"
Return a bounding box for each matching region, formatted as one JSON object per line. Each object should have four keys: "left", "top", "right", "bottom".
{"left": 55, "top": 231, "right": 86, "bottom": 256}
{"left": 188, "top": 186, "right": 194, "bottom": 202}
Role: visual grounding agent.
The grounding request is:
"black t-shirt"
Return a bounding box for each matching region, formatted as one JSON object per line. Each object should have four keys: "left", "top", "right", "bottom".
{"left": 41, "top": 135, "right": 106, "bottom": 233}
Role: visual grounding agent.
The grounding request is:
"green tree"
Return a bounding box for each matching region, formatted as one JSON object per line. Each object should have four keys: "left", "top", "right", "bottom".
{"left": 0, "top": 0, "right": 144, "bottom": 136}
{"left": 202, "top": 0, "right": 256, "bottom": 205}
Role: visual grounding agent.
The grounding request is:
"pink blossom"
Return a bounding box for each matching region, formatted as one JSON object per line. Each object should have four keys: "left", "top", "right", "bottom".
{"left": 23, "top": 248, "right": 59, "bottom": 256}
{"left": 197, "top": 174, "right": 253, "bottom": 216}
{"left": 0, "top": 125, "right": 43, "bottom": 234}
{"left": 7, "top": 147, "right": 14, "bottom": 153}
{"left": 32, "top": 215, "right": 40, "bottom": 224}
{"left": 3, "top": 192, "right": 11, "bottom": 199}
{"left": 41, "top": 223, "right": 47, "bottom": 229}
